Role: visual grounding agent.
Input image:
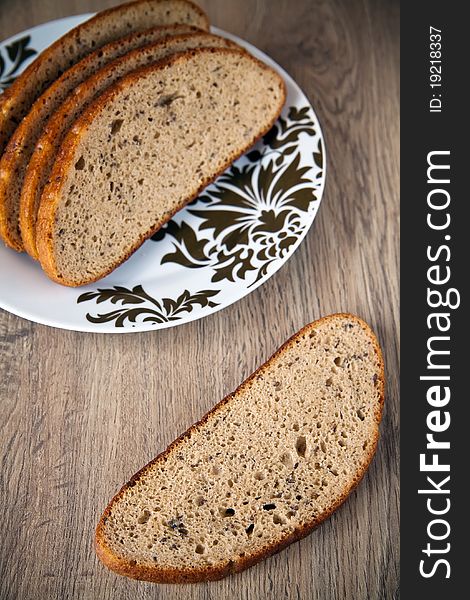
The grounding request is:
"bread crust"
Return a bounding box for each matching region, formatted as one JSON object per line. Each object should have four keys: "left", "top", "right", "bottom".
{"left": 0, "top": 148, "right": 20, "bottom": 250}
{"left": 0, "top": 0, "right": 209, "bottom": 144}
{"left": 16, "top": 26, "right": 201, "bottom": 258}
{"left": 95, "top": 314, "right": 385, "bottom": 583}
{"left": 36, "top": 47, "right": 287, "bottom": 286}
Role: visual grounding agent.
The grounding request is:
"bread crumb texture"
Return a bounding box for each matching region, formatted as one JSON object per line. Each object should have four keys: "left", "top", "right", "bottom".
{"left": 47, "top": 49, "right": 284, "bottom": 285}
{"left": 21, "top": 32, "right": 235, "bottom": 259}
{"left": 96, "top": 315, "right": 384, "bottom": 582}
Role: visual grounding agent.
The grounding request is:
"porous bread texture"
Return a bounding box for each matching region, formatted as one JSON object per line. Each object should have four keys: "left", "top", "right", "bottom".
{"left": 96, "top": 314, "right": 385, "bottom": 583}
{"left": 0, "top": 0, "right": 209, "bottom": 151}
{"left": 0, "top": 25, "right": 200, "bottom": 253}
{"left": 20, "top": 32, "right": 238, "bottom": 259}
{"left": 36, "top": 48, "right": 286, "bottom": 286}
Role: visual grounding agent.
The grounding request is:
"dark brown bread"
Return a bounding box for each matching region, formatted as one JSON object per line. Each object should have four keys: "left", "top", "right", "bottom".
{"left": 96, "top": 314, "right": 385, "bottom": 583}
{"left": 0, "top": 0, "right": 209, "bottom": 152}
{"left": 36, "top": 48, "right": 286, "bottom": 286}
{"left": 0, "top": 25, "right": 200, "bottom": 253}
{"left": 19, "top": 31, "right": 237, "bottom": 259}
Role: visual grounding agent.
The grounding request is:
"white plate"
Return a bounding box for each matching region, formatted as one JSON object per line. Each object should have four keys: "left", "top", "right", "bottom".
{"left": 0, "top": 15, "right": 326, "bottom": 332}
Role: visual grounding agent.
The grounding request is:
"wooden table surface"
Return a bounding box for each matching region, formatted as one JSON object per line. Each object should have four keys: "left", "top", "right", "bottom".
{"left": 0, "top": 1, "right": 399, "bottom": 598}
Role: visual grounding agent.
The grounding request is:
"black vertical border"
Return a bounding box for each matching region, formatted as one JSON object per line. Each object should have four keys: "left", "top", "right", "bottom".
{"left": 401, "top": 3, "right": 467, "bottom": 598}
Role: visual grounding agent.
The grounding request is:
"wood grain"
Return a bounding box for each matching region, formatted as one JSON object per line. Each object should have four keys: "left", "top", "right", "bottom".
{"left": 0, "top": 1, "right": 399, "bottom": 598}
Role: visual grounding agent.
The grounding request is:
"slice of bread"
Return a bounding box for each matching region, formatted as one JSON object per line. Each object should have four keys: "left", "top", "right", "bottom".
{"left": 0, "top": 0, "right": 208, "bottom": 152}
{"left": 96, "top": 314, "right": 385, "bottom": 583}
{"left": 0, "top": 25, "right": 200, "bottom": 252}
{"left": 19, "top": 32, "right": 238, "bottom": 259}
{"left": 36, "top": 48, "right": 286, "bottom": 286}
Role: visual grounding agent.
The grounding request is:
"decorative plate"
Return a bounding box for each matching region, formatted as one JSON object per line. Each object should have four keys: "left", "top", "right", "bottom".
{"left": 0, "top": 15, "right": 326, "bottom": 332}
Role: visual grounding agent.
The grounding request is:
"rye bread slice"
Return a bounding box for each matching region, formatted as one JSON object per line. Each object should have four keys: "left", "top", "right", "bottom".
{"left": 36, "top": 48, "right": 286, "bottom": 286}
{"left": 0, "top": 0, "right": 208, "bottom": 152}
{"left": 95, "top": 314, "right": 385, "bottom": 583}
{"left": 0, "top": 25, "right": 200, "bottom": 253}
{"left": 19, "top": 32, "right": 238, "bottom": 259}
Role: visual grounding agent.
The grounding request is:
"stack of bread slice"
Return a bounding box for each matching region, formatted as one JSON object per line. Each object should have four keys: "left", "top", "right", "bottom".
{"left": 0, "top": 0, "right": 286, "bottom": 286}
